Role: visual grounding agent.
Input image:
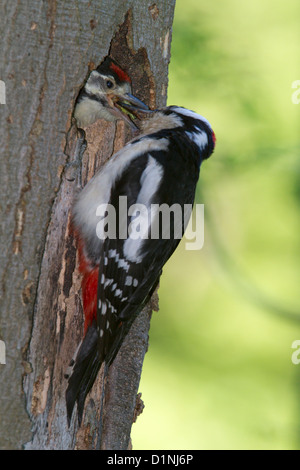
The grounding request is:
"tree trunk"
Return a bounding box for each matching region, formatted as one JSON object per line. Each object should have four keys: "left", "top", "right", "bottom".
{"left": 0, "top": 0, "right": 175, "bottom": 450}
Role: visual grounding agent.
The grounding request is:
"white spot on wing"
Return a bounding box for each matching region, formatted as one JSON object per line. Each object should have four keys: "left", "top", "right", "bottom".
{"left": 107, "top": 300, "right": 115, "bottom": 313}
{"left": 104, "top": 278, "right": 113, "bottom": 288}
{"left": 115, "top": 289, "right": 123, "bottom": 298}
{"left": 108, "top": 249, "right": 117, "bottom": 258}
{"left": 118, "top": 258, "right": 130, "bottom": 272}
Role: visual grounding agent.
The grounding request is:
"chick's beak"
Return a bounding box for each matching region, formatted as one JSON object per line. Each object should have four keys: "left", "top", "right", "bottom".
{"left": 118, "top": 93, "right": 149, "bottom": 111}
{"left": 109, "top": 92, "right": 151, "bottom": 130}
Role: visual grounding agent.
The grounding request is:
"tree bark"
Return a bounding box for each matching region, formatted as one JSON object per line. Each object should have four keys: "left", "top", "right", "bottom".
{"left": 0, "top": 0, "right": 175, "bottom": 450}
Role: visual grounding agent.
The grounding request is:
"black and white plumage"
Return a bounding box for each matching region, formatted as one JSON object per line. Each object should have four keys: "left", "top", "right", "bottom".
{"left": 66, "top": 105, "right": 216, "bottom": 426}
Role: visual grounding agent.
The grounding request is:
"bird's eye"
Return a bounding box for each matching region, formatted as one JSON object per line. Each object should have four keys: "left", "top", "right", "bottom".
{"left": 106, "top": 80, "right": 114, "bottom": 89}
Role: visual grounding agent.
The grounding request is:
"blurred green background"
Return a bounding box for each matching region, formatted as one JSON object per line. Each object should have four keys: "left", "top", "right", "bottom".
{"left": 132, "top": 0, "right": 300, "bottom": 449}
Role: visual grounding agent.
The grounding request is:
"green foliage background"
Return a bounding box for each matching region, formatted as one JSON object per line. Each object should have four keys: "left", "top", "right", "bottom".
{"left": 132, "top": 0, "right": 300, "bottom": 449}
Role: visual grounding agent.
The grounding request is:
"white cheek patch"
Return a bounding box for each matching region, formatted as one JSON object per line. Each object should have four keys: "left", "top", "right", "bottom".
{"left": 186, "top": 131, "right": 208, "bottom": 150}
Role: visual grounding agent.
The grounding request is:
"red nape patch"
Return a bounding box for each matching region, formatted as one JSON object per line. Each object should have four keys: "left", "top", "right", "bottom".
{"left": 109, "top": 61, "right": 131, "bottom": 83}
{"left": 212, "top": 131, "right": 216, "bottom": 147}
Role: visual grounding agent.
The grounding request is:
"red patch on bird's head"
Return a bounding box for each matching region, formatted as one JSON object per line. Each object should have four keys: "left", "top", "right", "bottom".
{"left": 109, "top": 61, "right": 131, "bottom": 84}
{"left": 212, "top": 131, "right": 216, "bottom": 147}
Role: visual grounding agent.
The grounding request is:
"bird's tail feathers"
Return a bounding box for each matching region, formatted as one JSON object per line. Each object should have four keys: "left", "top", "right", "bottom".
{"left": 65, "top": 320, "right": 101, "bottom": 426}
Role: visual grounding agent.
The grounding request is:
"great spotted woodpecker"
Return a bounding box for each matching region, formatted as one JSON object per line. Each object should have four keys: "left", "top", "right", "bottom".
{"left": 66, "top": 59, "right": 216, "bottom": 426}
{"left": 74, "top": 56, "right": 148, "bottom": 128}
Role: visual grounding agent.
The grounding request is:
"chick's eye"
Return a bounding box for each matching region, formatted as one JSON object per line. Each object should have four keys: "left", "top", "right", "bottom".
{"left": 106, "top": 80, "right": 114, "bottom": 89}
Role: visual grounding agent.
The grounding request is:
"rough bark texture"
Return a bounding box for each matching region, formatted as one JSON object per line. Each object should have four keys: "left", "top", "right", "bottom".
{"left": 0, "top": 0, "right": 175, "bottom": 450}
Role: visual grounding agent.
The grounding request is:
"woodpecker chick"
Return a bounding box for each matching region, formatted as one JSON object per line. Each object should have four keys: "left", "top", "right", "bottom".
{"left": 66, "top": 105, "right": 216, "bottom": 426}
{"left": 74, "top": 57, "right": 148, "bottom": 128}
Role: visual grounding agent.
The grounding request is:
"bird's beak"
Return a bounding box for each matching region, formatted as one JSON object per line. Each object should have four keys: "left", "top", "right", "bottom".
{"left": 110, "top": 93, "right": 152, "bottom": 130}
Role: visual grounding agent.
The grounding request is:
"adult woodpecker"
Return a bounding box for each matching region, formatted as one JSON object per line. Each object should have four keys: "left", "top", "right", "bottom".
{"left": 66, "top": 59, "right": 216, "bottom": 426}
